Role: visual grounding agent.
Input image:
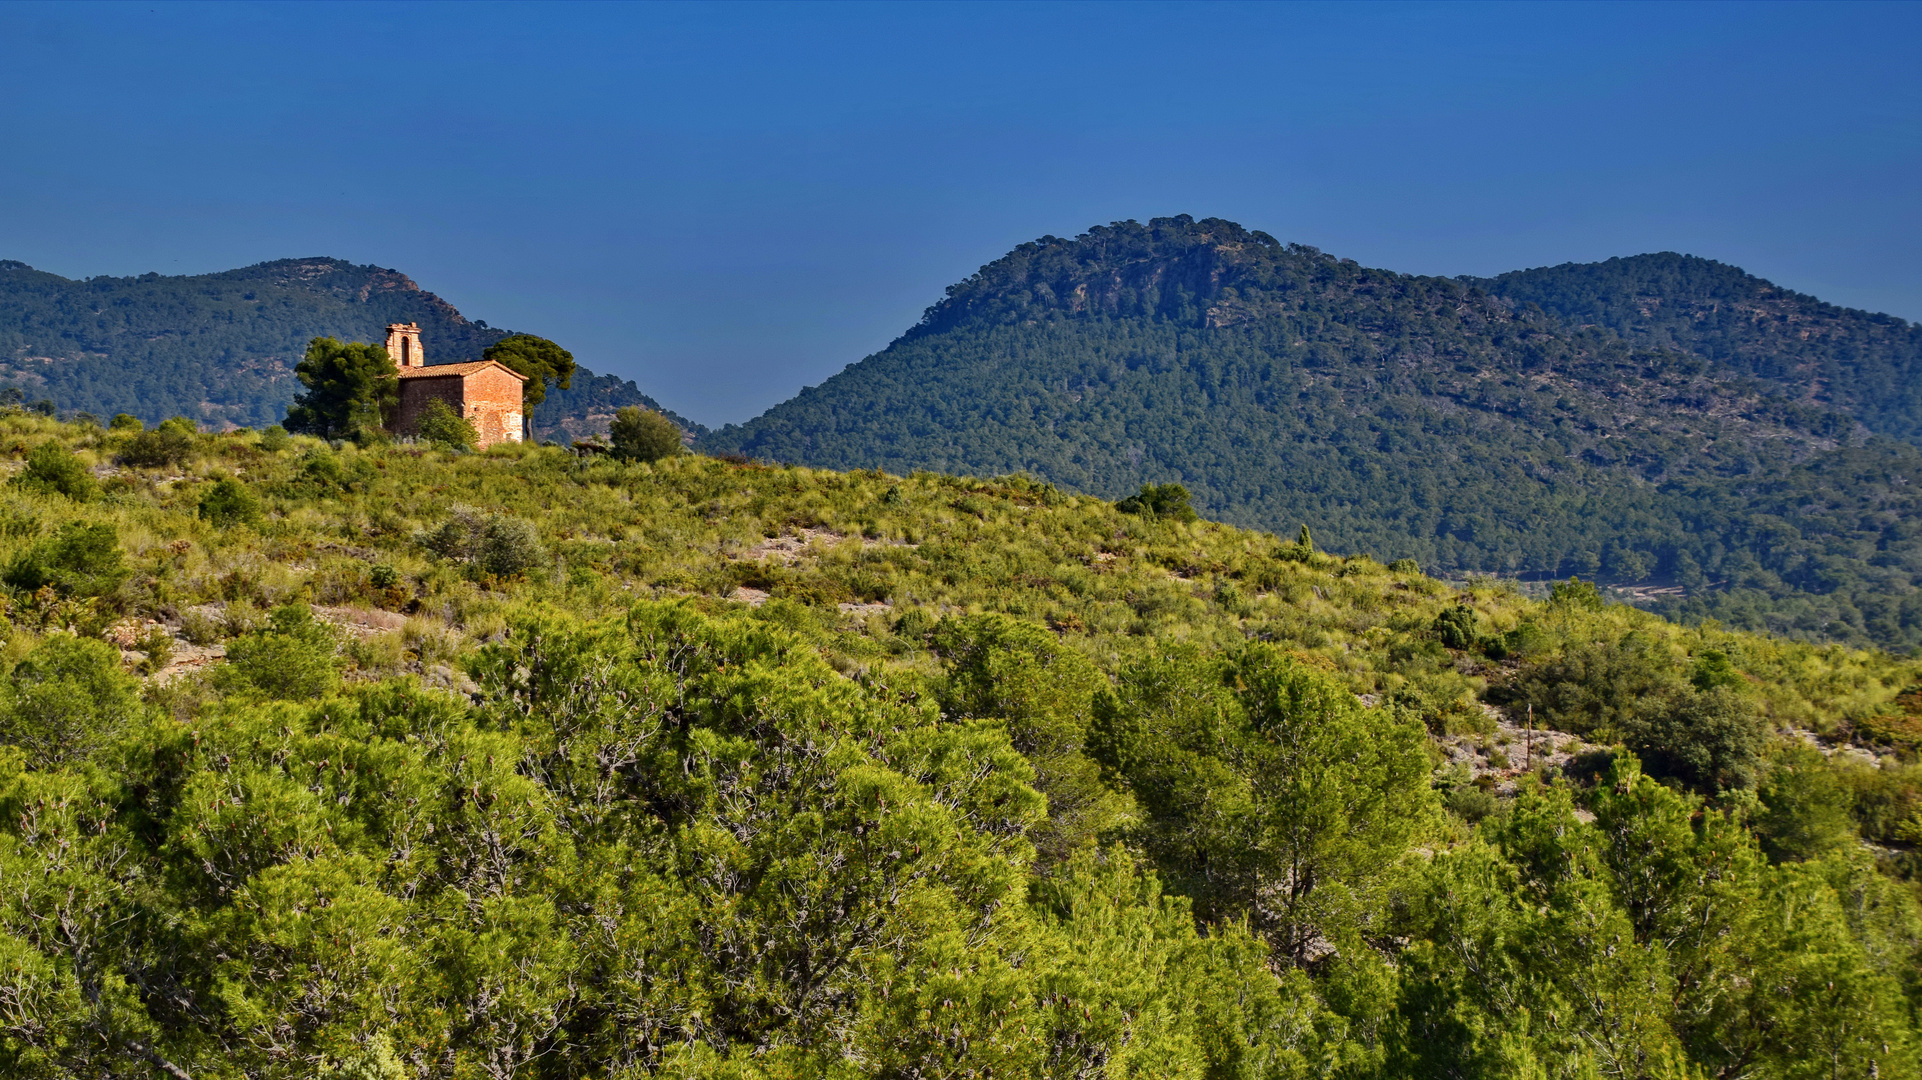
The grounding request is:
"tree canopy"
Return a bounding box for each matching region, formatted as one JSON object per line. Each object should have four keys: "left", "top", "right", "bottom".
{"left": 283, "top": 336, "right": 398, "bottom": 442}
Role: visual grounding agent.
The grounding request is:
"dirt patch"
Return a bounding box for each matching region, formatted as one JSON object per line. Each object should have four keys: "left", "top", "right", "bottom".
{"left": 313, "top": 605, "right": 409, "bottom": 638}
{"left": 1436, "top": 705, "right": 1605, "bottom": 796}
{"left": 736, "top": 528, "right": 914, "bottom": 565}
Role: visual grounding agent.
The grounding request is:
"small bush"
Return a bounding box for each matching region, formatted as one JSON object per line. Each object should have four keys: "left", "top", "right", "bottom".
{"left": 477, "top": 515, "right": 546, "bottom": 579}
{"left": 109, "top": 413, "right": 143, "bottom": 432}
{"left": 1445, "top": 783, "right": 1500, "bottom": 824}
{"left": 15, "top": 442, "right": 99, "bottom": 501}
{"left": 1115, "top": 482, "right": 1198, "bottom": 522}
{"left": 134, "top": 626, "right": 175, "bottom": 675}
{"left": 198, "top": 477, "right": 262, "bottom": 528}
{"left": 178, "top": 608, "right": 223, "bottom": 646}
{"left": 4, "top": 521, "right": 129, "bottom": 597}
{"left": 258, "top": 425, "right": 291, "bottom": 452}
{"left": 1623, "top": 686, "right": 1766, "bottom": 793}
{"left": 118, "top": 417, "right": 198, "bottom": 469}
{"left": 1389, "top": 557, "right": 1420, "bottom": 575}
{"left": 416, "top": 399, "right": 477, "bottom": 451}
{"left": 1548, "top": 576, "right": 1606, "bottom": 611}
{"left": 609, "top": 406, "right": 683, "bottom": 463}
{"left": 1432, "top": 605, "right": 1480, "bottom": 650}
{"left": 220, "top": 603, "right": 340, "bottom": 699}
{"left": 0, "top": 633, "right": 139, "bottom": 766}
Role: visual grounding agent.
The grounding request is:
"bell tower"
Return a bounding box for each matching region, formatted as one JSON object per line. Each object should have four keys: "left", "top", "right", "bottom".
{"left": 385, "top": 322, "right": 424, "bottom": 368}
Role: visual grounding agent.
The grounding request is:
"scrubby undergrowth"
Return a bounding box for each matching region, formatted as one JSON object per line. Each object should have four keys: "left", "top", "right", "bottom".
{"left": 0, "top": 412, "right": 1918, "bottom": 1078}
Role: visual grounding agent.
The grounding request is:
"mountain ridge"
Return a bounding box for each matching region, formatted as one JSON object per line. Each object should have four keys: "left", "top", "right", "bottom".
{"left": 701, "top": 216, "right": 1922, "bottom": 650}
{"left": 0, "top": 256, "right": 699, "bottom": 435}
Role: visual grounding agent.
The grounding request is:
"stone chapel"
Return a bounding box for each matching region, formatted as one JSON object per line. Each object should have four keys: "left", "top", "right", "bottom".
{"left": 385, "top": 322, "right": 528, "bottom": 449}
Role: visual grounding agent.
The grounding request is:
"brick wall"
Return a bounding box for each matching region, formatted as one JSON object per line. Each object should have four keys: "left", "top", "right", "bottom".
{"left": 393, "top": 377, "right": 465, "bottom": 439}
{"left": 463, "top": 366, "right": 524, "bottom": 447}
{"left": 394, "top": 365, "right": 525, "bottom": 449}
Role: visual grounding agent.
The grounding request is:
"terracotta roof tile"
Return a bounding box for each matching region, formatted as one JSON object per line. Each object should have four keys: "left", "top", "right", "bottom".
{"left": 395, "top": 360, "right": 526, "bottom": 381}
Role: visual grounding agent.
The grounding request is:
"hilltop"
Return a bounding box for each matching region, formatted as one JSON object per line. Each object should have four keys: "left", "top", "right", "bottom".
{"left": 0, "top": 411, "right": 1915, "bottom": 1077}
{"left": 703, "top": 216, "right": 1922, "bottom": 651}
{"left": 1479, "top": 252, "right": 1922, "bottom": 442}
{"left": 0, "top": 257, "right": 696, "bottom": 436}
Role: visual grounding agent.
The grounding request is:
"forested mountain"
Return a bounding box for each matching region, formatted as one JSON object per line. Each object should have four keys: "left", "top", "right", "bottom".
{"left": 0, "top": 411, "right": 1918, "bottom": 1077}
{"left": 1480, "top": 253, "right": 1922, "bottom": 443}
{"left": 0, "top": 257, "right": 695, "bottom": 436}
{"left": 703, "top": 217, "right": 1922, "bottom": 651}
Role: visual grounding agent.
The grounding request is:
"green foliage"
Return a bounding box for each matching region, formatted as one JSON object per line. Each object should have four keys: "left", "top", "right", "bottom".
{"left": 1093, "top": 645, "right": 1434, "bottom": 965}
{"left": 704, "top": 217, "right": 1922, "bottom": 653}
{"left": 1549, "top": 575, "right": 1606, "bottom": 610}
{"left": 0, "top": 633, "right": 138, "bottom": 766}
{"left": 1431, "top": 604, "right": 1480, "bottom": 650}
{"left": 414, "top": 397, "right": 476, "bottom": 451}
{"left": 258, "top": 423, "right": 291, "bottom": 452}
{"left": 608, "top": 404, "right": 682, "bottom": 462}
{"left": 0, "top": 413, "right": 1911, "bottom": 1075}
{"left": 483, "top": 333, "right": 575, "bottom": 412}
{"left": 1755, "top": 744, "right": 1860, "bottom": 862}
{"left": 424, "top": 506, "right": 547, "bottom": 579}
{"left": 116, "top": 415, "right": 199, "bottom": 468}
{"left": 1395, "top": 760, "right": 1920, "bottom": 1080}
{"left": 284, "top": 336, "right": 398, "bottom": 442}
{"left": 198, "top": 476, "right": 261, "bottom": 528}
{"left": 1626, "top": 685, "right": 1767, "bottom": 793}
{"left": 932, "top": 613, "right": 1132, "bottom": 861}
{"left": 220, "top": 603, "right": 341, "bottom": 699}
{"left": 108, "top": 412, "right": 141, "bottom": 431}
{"left": 1115, "top": 481, "right": 1198, "bottom": 522}
{"left": 14, "top": 442, "right": 96, "bottom": 501}
{"left": 4, "top": 521, "right": 128, "bottom": 597}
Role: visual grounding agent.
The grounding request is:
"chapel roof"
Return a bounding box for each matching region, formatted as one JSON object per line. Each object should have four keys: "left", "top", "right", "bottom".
{"left": 395, "top": 360, "right": 527, "bottom": 381}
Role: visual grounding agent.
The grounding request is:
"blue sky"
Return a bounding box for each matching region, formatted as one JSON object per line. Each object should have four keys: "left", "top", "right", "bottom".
{"left": 3, "top": 1, "right": 1917, "bottom": 426}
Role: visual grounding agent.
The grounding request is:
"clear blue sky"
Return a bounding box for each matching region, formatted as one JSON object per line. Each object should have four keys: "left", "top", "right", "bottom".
{"left": 3, "top": 1, "right": 1917, "bottom": 426}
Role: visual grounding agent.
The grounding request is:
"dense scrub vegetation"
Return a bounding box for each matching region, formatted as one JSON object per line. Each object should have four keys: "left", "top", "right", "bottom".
{"left": 0, "top": 258, "right": 693, "bottom": 438}
{"left": 1479, "top": 253, "right": 1922, "bottom": 444}
{"left": 703, "top": 216, "right": 1922, "bottom": 652}
{"left": 0, "top": 410, "right": 1919, "bottom": 1077}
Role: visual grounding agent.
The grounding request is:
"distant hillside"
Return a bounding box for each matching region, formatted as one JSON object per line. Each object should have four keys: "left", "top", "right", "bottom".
{"left": 703, "top": 216, "right": 1922, "bottom": 651}
{"left": 0, "top": 257, "right": 697, "bottom": 436}
{"left": 1478, "top": 253, "right": 1922, "bottom": 443}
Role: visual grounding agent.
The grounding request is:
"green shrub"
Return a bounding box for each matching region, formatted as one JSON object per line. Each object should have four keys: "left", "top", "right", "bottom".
{"left": 1517, "top": 632, "right": 1685, "bottom": 739}
{"left": 198, "top": 477, "right": 262, "bottom": 528}
{"left": 118, "top": 417, "right": 198, "bottom": 469}
{"left": 4, "top": 521, "right": 129, "bottom": 597}
{"left": 1754, "top": 744, "right": 1857, "bottom": 862}
{"left": 108, "top": 413, "right": 142, "bottom": 432}
{"left": 258, "top": 424, "right": 291, "bottom": 452}
{"left": 477, "top": 515, "right": 546, "bottom": 579}
{"left": 1623, "top": 686, "right": 1766, "bottom": 793}
{"left": 1115, "top": 482, "right": 1198, "bottom": 522}
{"left": 178, "top": 608, "right": 222, "bottom": 646}
{"left": 14, "top": 442, "right": 98, "bottom": 501}
{"left": 0, "top": 633, "right": 138, "bottom": 766}
{"left": 220, "top": 603, "right": 340, "bottom": 699}
{"left": 609, "top": 405, "right": 682, "bottom": 463}
{"left": 423, "top": 508, "right": 545, "bottom": 579}
{"left": 416, "top": 398, "right": 477, "bottom": 451}
{"left": 1432, "top": 605, "right": 1480, "bottom": 650}
{"left": 1549, "top": 576, "right": 1606, "bottom": 611}
{"left": 1445, "top": 782, "right": 1500, "bottom": 823}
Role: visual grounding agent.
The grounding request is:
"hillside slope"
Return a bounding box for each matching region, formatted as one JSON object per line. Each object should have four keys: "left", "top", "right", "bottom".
{"left": 0, "top": 257, "right": 695, "bottom": 437}
{"left": 0, "top": 411, "right": 1915, "bottom": 1077}
{"left": 1479, "top": 253, "right": 1922, "bottom": 442}
{"left": 702, "top": 217, "right": 1922, "bottom": 650}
